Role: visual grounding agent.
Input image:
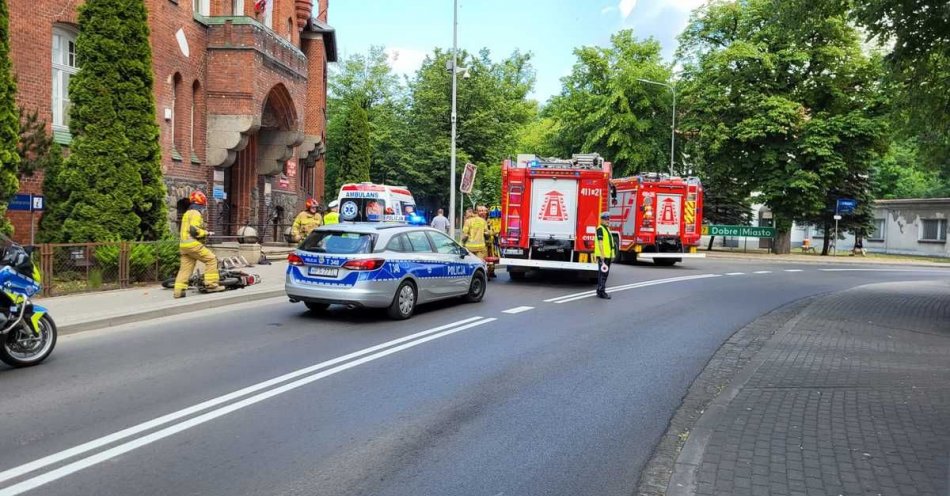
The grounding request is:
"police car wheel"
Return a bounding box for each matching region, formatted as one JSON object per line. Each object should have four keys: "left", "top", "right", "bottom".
{"left": 464, "top": 271, "right": 486, "bottom": 303}
{"left": 388, "top": 281, "right": 416, "bottom": 320}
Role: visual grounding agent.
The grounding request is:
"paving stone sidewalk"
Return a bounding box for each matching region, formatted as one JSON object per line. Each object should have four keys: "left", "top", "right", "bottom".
{"left": 655, "top": 280, "right": 950, "bottom": 496}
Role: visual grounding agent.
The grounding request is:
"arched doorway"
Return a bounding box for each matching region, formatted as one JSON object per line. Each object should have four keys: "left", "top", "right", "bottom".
{"left": 224, "top": 84, "right": 302, "bottom": 236}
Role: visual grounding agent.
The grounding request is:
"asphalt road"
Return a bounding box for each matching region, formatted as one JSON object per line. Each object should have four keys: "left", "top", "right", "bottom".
{"left": 0, "top": 260, "right": 946, "bottom": 496}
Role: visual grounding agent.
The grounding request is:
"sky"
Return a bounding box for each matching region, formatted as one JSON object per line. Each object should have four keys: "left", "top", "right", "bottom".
{"left": 326, "top": 0, "right": 707, "bottom": 103}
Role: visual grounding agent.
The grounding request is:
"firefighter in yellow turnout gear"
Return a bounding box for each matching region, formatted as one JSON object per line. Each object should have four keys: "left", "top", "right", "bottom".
{"left": 173, "top": 191, "right": 224, "bottom": 298}
{"left": 593, "top": 211, "right": 615, "bottom": 299}
{"left": 461, "top": 207, "right": 488, "bottom": 261}
{"left": 292, "top": 198, "right": 322, "bottom": 242}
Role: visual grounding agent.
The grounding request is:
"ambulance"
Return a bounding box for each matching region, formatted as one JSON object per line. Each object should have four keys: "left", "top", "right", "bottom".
{"left": 334, "top": 183, "right": 424, "bottom": 225}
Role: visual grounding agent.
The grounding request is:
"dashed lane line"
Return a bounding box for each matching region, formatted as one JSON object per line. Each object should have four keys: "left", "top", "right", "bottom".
{"left": 502, "top": 306, "right": 534, "bottom": 314}
{"left": 753, "top": 271, "right": 772, "bottom": 274}
{"left": 547, "top": 274, "right": 722, "bottom": 304}
{"left": 725, "top": 272, "right": 745, "bottom": 276}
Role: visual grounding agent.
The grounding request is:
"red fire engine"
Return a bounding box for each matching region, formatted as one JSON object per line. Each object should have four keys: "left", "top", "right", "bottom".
{"left": 498, "top": 153, "right": 612, "bottom": 279}
{"left": 607, "top": 173, "right": 705, "bottom": 266}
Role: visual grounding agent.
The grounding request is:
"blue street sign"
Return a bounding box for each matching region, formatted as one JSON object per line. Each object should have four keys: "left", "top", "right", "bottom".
{"left": 8, "top": 194, "right": 33, "bottom": 212}
{"left": 836, "top": 198, "right": 857, "bottom": 214}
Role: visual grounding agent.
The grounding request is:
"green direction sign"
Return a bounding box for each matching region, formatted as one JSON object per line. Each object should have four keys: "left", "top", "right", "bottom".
{"left": 707, "top": 225, "right": 776, "bottom": 238}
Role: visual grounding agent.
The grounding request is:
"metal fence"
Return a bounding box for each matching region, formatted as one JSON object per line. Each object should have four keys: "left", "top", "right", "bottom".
{"left": 36, "top": 240, "right": 181, "bottom": 297}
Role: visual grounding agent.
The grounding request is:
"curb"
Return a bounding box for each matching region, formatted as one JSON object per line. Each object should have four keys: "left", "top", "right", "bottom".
{"left": 58, "top": 289, "right": 287, "bottom": 335}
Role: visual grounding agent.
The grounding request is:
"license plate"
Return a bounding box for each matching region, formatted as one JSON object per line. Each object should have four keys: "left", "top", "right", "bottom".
{"left": 503, "top": 248, "right": 524, "bottom": 255}
{"left": 308, "top": 266, "right": 339, "bottom": 278}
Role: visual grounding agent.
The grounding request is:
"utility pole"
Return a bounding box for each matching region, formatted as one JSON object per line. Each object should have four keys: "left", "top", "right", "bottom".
{"left": 449, "top": 0, "right": 458, "bottom": 238}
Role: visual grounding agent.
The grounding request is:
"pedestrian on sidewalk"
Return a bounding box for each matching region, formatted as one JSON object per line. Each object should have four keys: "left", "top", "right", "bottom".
{"left": 852, "top": 236, "right": 866, "bottom": 256}
{"left": 173, "top": 191, "right": 224, "bottom": 298}
{"left": 594, "top": 211, "right": 614, "bottom": 299}
{"left": 324, "top": 200, "right": 340, "bottom": 225}
{"left": 292, "top": 198, "right": 322, "bottom": 242}
{"left": 430, "top": 208, "right": 450, "bottom": 233}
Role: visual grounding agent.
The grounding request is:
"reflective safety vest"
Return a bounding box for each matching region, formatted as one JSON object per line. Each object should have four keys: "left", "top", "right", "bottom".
{"left": 323, "top": 211, "right": 340, "bottom": 225}
{"left": 593, "top": 224, "right": 614, "bottom": 259}
{"left": 179, "top": 208, "right": 208, "bottom": 249}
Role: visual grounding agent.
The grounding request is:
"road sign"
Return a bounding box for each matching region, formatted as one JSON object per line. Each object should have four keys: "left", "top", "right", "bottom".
{"left": 833, "top": 215, "right": 842, "bottom": 220}
{"left": 8, "top": 194, "right": 32, "bottom": 212}
{"left": 31, "top": 195, "right": 45, "bottom": 211}
{"left": 836, "top": 198, "right": 857, "bottom": 214}
{"left": 706, "top": 225, "right": 776, "bottom": 238}
{"left": 460, "top": 162, "right": 477, "bottom": 194}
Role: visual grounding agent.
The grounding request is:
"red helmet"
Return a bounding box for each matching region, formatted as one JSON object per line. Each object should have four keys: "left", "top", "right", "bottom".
{"left": 190, "top": 191, "right": 208, "bottom": 206}
{"left": 305, "top": 198, "right": 319, "bottom": 210}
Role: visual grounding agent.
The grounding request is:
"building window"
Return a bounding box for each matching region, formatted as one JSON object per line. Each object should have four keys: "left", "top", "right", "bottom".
{"left": 172, "top": 73, "right": 183, "bottom": 159}
{"left": 920, "top": 219, "right": 947, "bottom": 242}
{"left": 264, "top": 0, "right": 273, "bottom": 28}
{"left": 869, "top": 219, "right": 885, "bottom": 241}
{"left": 232, "top": 0, "right": 244, "bottom": 15}
{"left": 52, "top": 27, "right": 78, "bottom": 130}
{"left": 286, "top": 18, "right": 293, "bottom": 41}
{"left": 193, "top": 0, "right": 209, "bottom": 16}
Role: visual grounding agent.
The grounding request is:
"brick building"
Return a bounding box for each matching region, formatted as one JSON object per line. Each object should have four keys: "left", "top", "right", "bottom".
{"left": 7, "top": 0, "right": 337, "bottom": 243}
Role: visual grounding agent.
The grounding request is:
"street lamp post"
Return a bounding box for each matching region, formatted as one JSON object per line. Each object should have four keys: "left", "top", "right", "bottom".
{"left": 637, "top": 78, "right": 676, "bottom": 177}
{"left": 449, "top": 0, "right": 458, "bottom": 238}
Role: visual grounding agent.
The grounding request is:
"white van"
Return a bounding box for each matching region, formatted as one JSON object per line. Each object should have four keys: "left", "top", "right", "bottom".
{"left": 335, "top": 183, "right": 422, "bottom": 224}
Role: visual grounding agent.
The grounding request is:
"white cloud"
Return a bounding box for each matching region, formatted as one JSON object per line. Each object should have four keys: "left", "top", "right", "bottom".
{"left": 384, "top": 47, "right": 428, "bottom": 77}
{"left": 618, "top": 0, "right": 637, "bottom": 19}
{"left": 666, "top": 0, "right": 707, "bottom": 11}
{"left": 601, "top": 5, "right": 617, "bottom": 15}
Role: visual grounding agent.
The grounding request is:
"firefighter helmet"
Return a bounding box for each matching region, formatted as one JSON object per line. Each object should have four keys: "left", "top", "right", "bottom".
{"left": 190, "top": 191, "right": 208, "bottom": 206}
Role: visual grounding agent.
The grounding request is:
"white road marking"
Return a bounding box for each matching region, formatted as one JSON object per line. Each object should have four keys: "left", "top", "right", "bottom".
{"left": 0, "top": 316, "right": 490, "bottom": 492}
{"left": 753, "top": 271, "right": 772, "bottom": 274}
{"left": 549, "top": 274, "right": 722, "bottom": 304}
{"left": 502, "top": 306, "right": 534, "bottom": 314}
{"left": 725, "top": 272, "right": 745, "bottom": 276}
{"left": 784, "top": 269, "right": 803, "bottom": 272}
{"left": 819, "top": 268, "right": 949, "bottom": 272}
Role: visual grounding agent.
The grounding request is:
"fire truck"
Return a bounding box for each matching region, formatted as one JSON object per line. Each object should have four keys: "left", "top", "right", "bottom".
{"left": 498, "top": 153, "right": 612, "bottom": 280}
{"left": 607, "top": 173, "right": 705, "bottom": 266}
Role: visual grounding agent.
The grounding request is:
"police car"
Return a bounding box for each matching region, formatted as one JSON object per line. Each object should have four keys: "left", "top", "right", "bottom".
{"left": 285, "top": 223, "right": 487, "bottom": 319}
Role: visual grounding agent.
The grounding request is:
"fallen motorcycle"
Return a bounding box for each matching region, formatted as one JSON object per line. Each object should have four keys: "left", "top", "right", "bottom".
{"left": 162, "top": 266, "right": 262, "bottom": 292}
{"left": 0, "top": 235, "right": 56, "bottom": 368}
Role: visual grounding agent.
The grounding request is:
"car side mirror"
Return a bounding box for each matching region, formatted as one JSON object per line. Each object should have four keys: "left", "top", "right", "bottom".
{"left": 24, "top": 245, "right": 36, "bottom": 257}
{"left": 458, "top": 246, "right": 468, "bottom": 258}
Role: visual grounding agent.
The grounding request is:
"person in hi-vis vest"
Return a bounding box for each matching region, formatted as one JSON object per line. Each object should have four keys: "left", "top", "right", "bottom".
{"left": 593, "top": 211, "right": 615, "bottom": 299}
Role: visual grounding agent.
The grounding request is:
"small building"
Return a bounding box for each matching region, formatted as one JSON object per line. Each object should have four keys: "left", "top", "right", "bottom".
{"left": 867, "top": 198, "right": 950, "bottom": 257}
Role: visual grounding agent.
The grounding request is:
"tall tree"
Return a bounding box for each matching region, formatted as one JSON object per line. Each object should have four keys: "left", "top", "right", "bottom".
{"left": 846, "top": 0, "right": 949, "bottom": 175}
{"left": 337, "top": 98, "right": 371, "bottom": 184}
{"left": 544, "top": 30, "right": 673, "bottom": 177}
{"left": 325, "top": 46, "right": 408, "bottom": 197}
{"left": 677, "top": 0, "right": 888, "bottom": 254}
{"left": 55, "top": 0, "right": 167, "bottom": 242}
{"left": 404, "top": 48, "right": 534, "bottom": 209}
{"left": 0, "top": 0, "right": 18, "bottom": 235}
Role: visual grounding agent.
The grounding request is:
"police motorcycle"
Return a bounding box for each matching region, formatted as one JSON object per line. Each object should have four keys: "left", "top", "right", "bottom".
{"left": 0, "top": 235, "right": 56, "bottom": 368}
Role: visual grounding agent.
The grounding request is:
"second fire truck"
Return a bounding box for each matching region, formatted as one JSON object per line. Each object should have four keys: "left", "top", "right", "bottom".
{"left": 498, "top": 153, "right": 611, "bottom": 280}
{"left": 607, "top": 173, "right": 705, "bottom": 265}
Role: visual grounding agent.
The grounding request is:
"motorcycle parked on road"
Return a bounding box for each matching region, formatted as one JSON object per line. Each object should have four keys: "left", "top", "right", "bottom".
{"left": 0, "top": 235, "right": 56, "bottom": 368}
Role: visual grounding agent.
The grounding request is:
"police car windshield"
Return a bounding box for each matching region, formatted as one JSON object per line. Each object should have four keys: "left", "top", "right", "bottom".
{"left": 301, "top": 231, "right": 375, "bottom": 254}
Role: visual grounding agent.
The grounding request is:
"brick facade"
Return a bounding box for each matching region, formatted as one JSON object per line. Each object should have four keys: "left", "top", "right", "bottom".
{"left": 6, "top": 0, "right": 335, "bottom": 243}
